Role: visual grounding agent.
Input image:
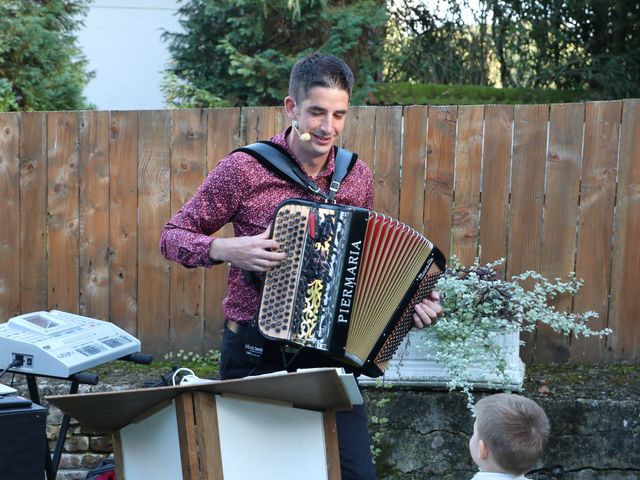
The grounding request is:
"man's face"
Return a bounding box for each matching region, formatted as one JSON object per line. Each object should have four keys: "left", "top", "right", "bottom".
{"left": 287, "top": 86, "right": 349, "bottom": 160}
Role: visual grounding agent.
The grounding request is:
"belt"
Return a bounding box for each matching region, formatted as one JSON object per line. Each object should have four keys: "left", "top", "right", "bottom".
{"left": 226, "top": 320, "right": 246, "bottom": 334}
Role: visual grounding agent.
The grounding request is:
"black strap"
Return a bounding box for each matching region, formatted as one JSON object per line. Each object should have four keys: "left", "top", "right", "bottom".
{"left": 331, "top": 147, "right": 357, "bottom": 199}
{"left": 234, "top": 140, "right": 358, "bottom": 202}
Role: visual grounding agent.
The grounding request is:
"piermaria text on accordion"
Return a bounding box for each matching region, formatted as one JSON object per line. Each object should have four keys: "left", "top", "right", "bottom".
{"left": 337, "top": 239, "right": 363, "bottom": 324}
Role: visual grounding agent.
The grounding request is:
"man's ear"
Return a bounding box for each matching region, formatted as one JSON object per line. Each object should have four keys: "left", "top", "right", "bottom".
{"left": 479, "top": 439, "right": 489, "bottom": 460}
{"left": 284, "top": 96, "right": 296, "bottom": 119}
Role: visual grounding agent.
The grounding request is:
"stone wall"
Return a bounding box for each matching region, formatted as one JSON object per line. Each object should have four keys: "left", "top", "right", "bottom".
{"left": 364, "top": 390, "right": 640, "bottom": 479}
{"left": 6, "top": 364, "right": 640, "bottom": 480}
{"left": 364, "top": 364, "right": 640, "bottom": 480}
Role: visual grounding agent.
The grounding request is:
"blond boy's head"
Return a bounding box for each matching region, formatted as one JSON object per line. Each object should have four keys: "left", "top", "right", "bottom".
{"left": 470, "top": 393, "right": 550, "bottom": 475}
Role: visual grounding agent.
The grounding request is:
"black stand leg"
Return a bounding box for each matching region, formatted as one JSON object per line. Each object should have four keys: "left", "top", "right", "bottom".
{"left": 26, "top": 374, "right": 55, "bottom": 480}
{"left": 26, "top": 375, "right": 82, "bottom": 480}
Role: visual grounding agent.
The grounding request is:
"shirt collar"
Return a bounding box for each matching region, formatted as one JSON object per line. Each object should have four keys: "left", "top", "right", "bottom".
{"left": 474, "top": 472, "right": 527, "bottom": 479}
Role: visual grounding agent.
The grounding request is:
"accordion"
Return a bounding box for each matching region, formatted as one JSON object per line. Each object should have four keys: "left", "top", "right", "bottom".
{"left": 258, "top": 199, "right": 446, "bottom": 377}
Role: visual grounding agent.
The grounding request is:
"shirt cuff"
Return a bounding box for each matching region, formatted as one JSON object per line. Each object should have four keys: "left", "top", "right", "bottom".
{"left": 177, "top": 235, "right": 220, "bottom": 267}
{"left": 205, "top": 236, "right": 225, "bottom": 266}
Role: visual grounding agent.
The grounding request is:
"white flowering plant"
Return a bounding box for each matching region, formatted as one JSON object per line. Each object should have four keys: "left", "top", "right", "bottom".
{"left": 431, "top": 257, "right": 611, "bottom": 408}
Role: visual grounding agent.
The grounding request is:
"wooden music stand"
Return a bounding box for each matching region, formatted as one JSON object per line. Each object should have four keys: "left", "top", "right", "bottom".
{"left": 47, "top": 368, "right": 357, "bottom": 480}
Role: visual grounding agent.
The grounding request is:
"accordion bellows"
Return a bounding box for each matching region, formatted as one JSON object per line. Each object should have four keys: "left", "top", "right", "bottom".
{"left": 258, "top": 199, "right": 446, "bottom": 377}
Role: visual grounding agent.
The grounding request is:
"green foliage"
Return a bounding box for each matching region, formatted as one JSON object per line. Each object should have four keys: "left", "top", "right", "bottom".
{"left": 489, "top": 0, "right": 640, "bottom": 98}
{"left": 385, "top": 0, "right": 492, "bottom": 86}
{"left": 384, "top": 0, "right": 640, "bottom": 100}
{"left": 0, "top": 79, "right": 18, "bottom": 111}
{"left": 162, "top": 0, "right": 386, "bottom": 107}
{"left": 367, "top": 387, "right": 391, "bottom": 465}
{"left": 432, "top": 258, "right": 611, "bottom": 410}
{"left": 162, "top": 349, "right": 221, "bottom": 378}
{"left": 162, "top": 70, "right": 230, "bottom": 109}
{"left": 0, "top": 0, "right": 93, "bottom": 112}
{"left": 166, "top": 1, "right": 638, "bottom": 106}
{"left": 368, "top": 82, "right": 593, "bottom": 105}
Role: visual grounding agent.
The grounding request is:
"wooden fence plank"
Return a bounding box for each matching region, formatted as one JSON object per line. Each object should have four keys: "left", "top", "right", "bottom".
{"left": 399, "top": 106, "right": 428, "bottom": 232}
{"left": 47, "top": 112, "right": 79, "bottom": 312}
{"left": 137, "top": 110, "right": 171, "bottom": 357}
{"left": 274, "top": 106, "right": 289, "bottom": 136}
{"left": 479, "top": 105, "right": 513, "bottom": 265}
{"left": 243, "top": 106, "right": 267, "bottom": 144}
{"left": 570, "top": 101, "right": 621, "bottom": 363}
{"left": 78, "top": 111, "right": 110, "bottom": 321}
{"left": 204, "top": 108, "right": 241, "bottom": 352}
{"left": 507, "top": 105, "right": 548, "bottom": 363}
{"left": 342, "top": 106, "right": 376, "bottom": 173}
{"left": 19, "top": 112, "right": 48, "bottom": 314}
{"left": 373, "top": 106, "right": 402, "bottom": 217}
{"left": 0, "top": 113, "right": 20, "bottom": 320}
{"left": 109, "top": 111, "right": 138, "bottom": 333}
{"left": 535, "top": 103, "right": 585, "bottom": 363}
{"left": 424, "top": 106, "right": 456, "bottom": 257}
{"left": 609, "top": 99, "right": 640, "bottom": 361}
{"left": 507, "top": 105, "right": 548, "bottom": 277}
{"left": 170, "top": 109, "right": 207, "bottom": 354}
{"left": 452, "top": 105, "right": 484, "bottom": 265}
{"left": 243, "top": 106, "right": 282, "bottom": 144}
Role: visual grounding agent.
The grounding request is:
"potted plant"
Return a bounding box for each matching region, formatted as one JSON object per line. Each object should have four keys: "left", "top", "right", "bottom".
{"left": 362, "top": 258, "right": 611, "bottom": 408}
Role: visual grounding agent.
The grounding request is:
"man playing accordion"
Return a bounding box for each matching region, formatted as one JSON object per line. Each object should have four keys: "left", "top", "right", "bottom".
{"left": 161, "top": 52, "right": 442, "bottom": 480}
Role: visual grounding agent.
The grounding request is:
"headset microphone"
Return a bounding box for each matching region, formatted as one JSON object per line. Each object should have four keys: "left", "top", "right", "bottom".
{"left": 292, "top": 120, "right": 311, "bottom": 142}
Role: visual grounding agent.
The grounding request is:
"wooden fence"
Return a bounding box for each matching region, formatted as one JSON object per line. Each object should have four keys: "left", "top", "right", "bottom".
{"left": 0, "top": 100, "right": 638, "bottom": 363}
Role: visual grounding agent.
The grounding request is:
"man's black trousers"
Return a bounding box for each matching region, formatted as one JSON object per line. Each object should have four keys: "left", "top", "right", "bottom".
{"left": 219, "top": 324, "right": 377, "bottom": 480}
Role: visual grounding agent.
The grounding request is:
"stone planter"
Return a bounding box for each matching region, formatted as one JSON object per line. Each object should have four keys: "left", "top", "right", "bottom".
{"left": 360, "top": 327, "right": 525, "bottom": 390}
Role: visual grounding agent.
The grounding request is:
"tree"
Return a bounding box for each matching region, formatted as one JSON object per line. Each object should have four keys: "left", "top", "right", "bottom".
{"left": 489, "top": 0, "right": 640, "bottom": 97}
{"left": 0, "top": 0, "right": 93, "bottom": 112}
{"left": 162, "top": 0, "right": 387, "bottom": 107}
{"left": 385, "top": 0, "right": 492, "bottom": 86}
{"left": 385, "top": 0, "right": 640, "bottom": 99}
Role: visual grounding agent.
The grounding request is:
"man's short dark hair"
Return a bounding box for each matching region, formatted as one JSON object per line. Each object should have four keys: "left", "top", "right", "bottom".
{"left": 288, "top": 52, "right": 354, "bottom": 103}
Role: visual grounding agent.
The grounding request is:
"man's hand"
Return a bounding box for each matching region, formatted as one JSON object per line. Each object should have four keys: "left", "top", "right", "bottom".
{"left": 413, "top": 291, "right": 443, "bottom": 328}
{"left": 209, "top": 227, "right": 286, "bottom": 272}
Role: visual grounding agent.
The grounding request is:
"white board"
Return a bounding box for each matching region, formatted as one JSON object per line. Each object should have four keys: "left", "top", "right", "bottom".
{"left": 216, "top": 395, "right": 328, "bottom": 480}
{"left": 119, "top": 400, "right": 183, "bottom": 480}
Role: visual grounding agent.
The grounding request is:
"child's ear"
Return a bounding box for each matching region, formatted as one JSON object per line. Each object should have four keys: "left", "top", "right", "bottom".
{"left": 479, "top": 440, "right": 489, "bottom": 460}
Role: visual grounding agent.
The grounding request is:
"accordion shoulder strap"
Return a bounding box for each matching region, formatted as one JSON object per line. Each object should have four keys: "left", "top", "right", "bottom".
{"left": 234, "top": 140, "right": 358, "bottom": 202}
{"left": 331, "top": 147, "right": 358, "bottom": 199}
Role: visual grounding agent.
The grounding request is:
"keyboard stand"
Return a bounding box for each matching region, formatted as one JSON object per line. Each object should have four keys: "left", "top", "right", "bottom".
{"left": 13, "top": 352, "right": 152, "bottom": 480}
{"left": 25, "top": 372, "right": 98, "bottom": 480}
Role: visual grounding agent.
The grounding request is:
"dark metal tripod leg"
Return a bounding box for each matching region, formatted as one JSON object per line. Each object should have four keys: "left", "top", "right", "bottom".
{"left": 26, "top": 375, "right": 55, "bottom": 480}
{"left": 50, "top": 380, "right": 79, "bottom": 479}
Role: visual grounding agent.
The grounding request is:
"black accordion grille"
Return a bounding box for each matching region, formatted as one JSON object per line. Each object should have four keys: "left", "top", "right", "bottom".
{"left": 374, "top": 267, "right": 444, "bottom": 364}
